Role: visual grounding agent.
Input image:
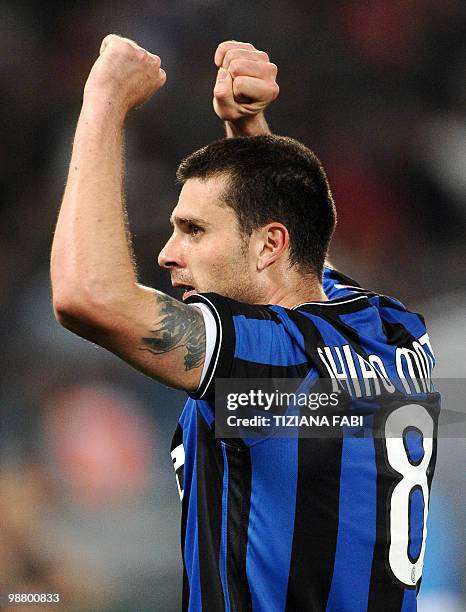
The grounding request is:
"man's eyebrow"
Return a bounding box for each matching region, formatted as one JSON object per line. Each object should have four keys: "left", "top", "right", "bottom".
{"left": 170, "top": 215, "right": 209, "bottom": 227}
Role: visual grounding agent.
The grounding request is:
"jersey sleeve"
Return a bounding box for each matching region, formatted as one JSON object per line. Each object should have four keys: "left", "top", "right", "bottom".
{"left": 185, "top": 292, "right": 309, "bottom": 401}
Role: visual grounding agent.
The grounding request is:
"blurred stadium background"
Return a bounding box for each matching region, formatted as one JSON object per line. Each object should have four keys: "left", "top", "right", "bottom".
{"left": 0, "top": 1, "right": 464, "bottom": 610}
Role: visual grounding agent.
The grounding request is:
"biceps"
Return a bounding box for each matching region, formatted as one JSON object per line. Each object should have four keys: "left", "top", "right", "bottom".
{"left": 97, "top": 286, "right": 206, "bottom": 392}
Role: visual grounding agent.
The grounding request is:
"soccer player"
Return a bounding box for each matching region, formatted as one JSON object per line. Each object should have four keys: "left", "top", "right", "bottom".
{"left": 51, "top": 36, "right": 439, "bottom": 611}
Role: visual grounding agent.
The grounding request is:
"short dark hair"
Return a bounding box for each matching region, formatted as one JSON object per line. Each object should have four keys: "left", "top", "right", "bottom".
{"left": 176, "top": 135, "right": 336, "bottom": 279}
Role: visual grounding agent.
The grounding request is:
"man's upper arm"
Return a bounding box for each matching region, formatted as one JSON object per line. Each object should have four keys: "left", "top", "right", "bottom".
{"left": 60, "top": 285, "right": 207, "bottom": 393}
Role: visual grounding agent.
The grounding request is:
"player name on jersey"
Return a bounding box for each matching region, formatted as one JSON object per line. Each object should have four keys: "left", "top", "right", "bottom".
{"left": 317, "top": 332, "right": 434, "bottom": 397}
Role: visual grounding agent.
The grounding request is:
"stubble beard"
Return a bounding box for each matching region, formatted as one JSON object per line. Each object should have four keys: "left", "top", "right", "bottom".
{"left": 209, "top": 253, "right": 265, "bottom": 305}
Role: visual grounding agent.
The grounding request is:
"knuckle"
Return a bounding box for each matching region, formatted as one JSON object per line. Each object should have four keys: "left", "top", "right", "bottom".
{"left": 269, "top": 62, "right": 278, "bottom": 75}
{"left": 105, "top": 43, "right": 119, "bottom": 58}
{"left": 214, "top": 86, "right": 228, "bottom": 99}
{"left": 238, "top": 42, "right": 255, "bottom": 52}
{"left": 102, "top": 34, "right": 120, "bottom": 53}
{"left": 258, "top": 51, "right": 270, "bottom": 62}
{"left": 269, "top": 82, "right": 280, "bottom": 99}
{"left": 224, "top": 49, "right": 235, "bottom": 62}
{"left": 119, "top": 40, "right": 134, "bottom": 56}
{"left": 228, "top": 59, "right": 242, "bottom": 76}
{"left": 233, "top": 76, "right": 244, "bottom": 89}
{"left": 132, "top": 42, "right": 145, "bottom": 54}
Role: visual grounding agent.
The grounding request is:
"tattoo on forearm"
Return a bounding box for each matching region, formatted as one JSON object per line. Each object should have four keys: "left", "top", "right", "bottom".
{"left": 139, "top": 295, "right": 205, "bottom": 371}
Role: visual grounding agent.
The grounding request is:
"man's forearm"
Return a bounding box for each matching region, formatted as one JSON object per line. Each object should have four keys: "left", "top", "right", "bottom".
{"left": 51, "top": 96, "right": 136, "bottom": 316}
{"left": 51, "top": 36, "right": 205, "bottom": 393}
{"left": 224, "top": 112, "right": 271, "bottom": 137}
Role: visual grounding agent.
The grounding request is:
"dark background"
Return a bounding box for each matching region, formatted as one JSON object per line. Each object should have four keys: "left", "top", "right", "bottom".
{"left": 0, "top": 1, "right": 464, "bottom": 610}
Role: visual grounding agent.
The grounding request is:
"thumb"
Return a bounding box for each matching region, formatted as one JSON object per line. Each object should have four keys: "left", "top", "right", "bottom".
{"left": 213, "top": 67, "right": 234, "bottom": 105}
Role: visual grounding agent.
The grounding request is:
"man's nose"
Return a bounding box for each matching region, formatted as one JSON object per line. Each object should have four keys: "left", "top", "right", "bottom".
{"left": 157, "top": 235, "right": 185, "bottom": 269}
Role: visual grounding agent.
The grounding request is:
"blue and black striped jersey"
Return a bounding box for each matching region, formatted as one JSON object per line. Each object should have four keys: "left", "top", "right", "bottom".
{"left": 171, "top": 267, "right": 439, "bottom": 612}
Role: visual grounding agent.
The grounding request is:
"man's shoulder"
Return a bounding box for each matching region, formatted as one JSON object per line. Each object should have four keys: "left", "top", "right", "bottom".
{"left": 322, "top": 267, "right": 416, "bottom": 314}
{"left": 186, "top": 291, "right": 283, "bottom": 320}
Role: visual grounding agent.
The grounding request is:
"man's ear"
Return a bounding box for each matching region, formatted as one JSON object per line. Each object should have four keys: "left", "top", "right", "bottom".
{"left": 256, "top": 223, "right": 289, "bottom": 271}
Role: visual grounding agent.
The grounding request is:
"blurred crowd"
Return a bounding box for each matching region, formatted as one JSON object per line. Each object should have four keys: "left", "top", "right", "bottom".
{"left": 0, "top": 1, "right": 464, "bottom": 610}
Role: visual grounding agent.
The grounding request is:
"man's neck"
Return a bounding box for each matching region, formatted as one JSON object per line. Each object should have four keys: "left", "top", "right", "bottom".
{"left": 264, "top": 273, "right": 327, "bottom": 309}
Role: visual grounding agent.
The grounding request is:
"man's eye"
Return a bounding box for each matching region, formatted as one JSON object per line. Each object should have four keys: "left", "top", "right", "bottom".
{"left": 189, "top": 224, "right": 202, "bottom": 236}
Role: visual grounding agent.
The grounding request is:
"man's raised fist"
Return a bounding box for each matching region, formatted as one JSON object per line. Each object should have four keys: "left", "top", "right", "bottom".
{"left": 84, "top": 34, "right": 166, "bottom": 114}
{"left": 213, "top": 40, "right": 279, "bottom": 122}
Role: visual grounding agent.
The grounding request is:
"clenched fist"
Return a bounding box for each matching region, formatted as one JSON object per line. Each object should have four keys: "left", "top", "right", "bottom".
{"left": 84, "top": 34, "right": 166, "bottom": 114}
{"left": 213, "top": 41, "right": 279, "bottom": 123}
